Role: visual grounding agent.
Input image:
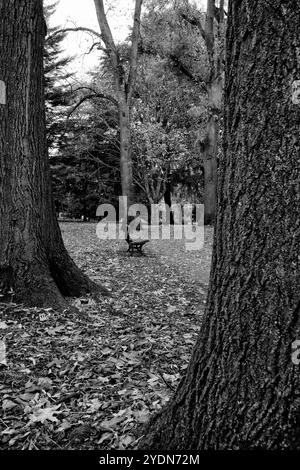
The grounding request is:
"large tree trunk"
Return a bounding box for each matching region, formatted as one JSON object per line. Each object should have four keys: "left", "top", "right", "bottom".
{"left": 0, "top": 0, "right": 106, "bottom": 310}
{"left": 140, "top": 0, "right": 300, "bottom": 450}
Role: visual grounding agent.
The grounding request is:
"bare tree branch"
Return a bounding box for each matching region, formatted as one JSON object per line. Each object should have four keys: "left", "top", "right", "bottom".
{"left": 85, "top": 42, "right": 103, "bottom": 55}
{"left": 133, "top": 177, "right": 147, "bottom": 194}
{"left": 169, "top": 54, "right": 208, "bottom": 90}
{"left": 179, "top": 10, "right": 207, "bottom": 44}
{"left": 72, "top": 86, "right": 118, "bottom": 106}
{"left": 86, "top": 150, "right": 146, "bottom": 192}
{"left": 68, "top": 93, "right": 118, "bottom": 117}
{"left": 85, "top": 150, "right": 118, "bottom": 171}
{"left": 95, "top": 132, "right": 121, "bottom": 152}
{"left": 127, "top": 0, "right": 143, "bottom": 102}
{"left": 93, "top": 0, "right": 118, "bottom": 72}
{"left": 48, "top": 27, "right": 103, "bottom": 41}
{"left": 219, "top": 0, "right": 225, "bottom": 23}
{"left": 205, "top": 0, "right": 215, "bottom": 54}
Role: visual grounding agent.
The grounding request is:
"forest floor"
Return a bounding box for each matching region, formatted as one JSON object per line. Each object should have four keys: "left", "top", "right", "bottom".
{"left": 0, "top": 223, "right": 213, "bottom": 450}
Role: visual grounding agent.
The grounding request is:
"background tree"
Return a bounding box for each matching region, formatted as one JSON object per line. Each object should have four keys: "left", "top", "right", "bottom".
{"left": 179, "top": 0, "right": 225, "bottom": 225}
{"left": 44, "top": 1, "right": 73, "bottom": 150}
{"left": 140, "top": 0, "right": 300, "bottom": 449}
{"left": 51, "top": 94, "right": 121, "bottom": 218}
{"left": 142, "top": 0, "right": 225, "bottom": 224}
{"left": 0, "top": 0, "right": 107, "bottom": 309}
{"left": 93, "top": 0, "right": 143, "bottom": 207}
{"left": 44, "top": 1, "right": 78, "bottom": 216}
{"left": 53, "top": 1, "right": 144, "bottom": 211}
{"left": 131, "top": 54, "right": 203, "bottom": 205}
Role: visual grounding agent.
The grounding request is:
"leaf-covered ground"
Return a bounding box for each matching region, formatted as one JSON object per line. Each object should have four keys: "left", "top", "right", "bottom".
{"left": 0, "top": 223, "right": 213, "bottom": 450}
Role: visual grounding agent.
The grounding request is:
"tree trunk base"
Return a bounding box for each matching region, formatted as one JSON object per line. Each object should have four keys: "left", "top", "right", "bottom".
{"left": 0, "top": 254, "right": 110, "bottom": 311}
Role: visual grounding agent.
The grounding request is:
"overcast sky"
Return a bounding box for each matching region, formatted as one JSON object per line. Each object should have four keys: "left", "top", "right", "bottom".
{"left": 46, "top": 0, "right": 207, "bottom": 80}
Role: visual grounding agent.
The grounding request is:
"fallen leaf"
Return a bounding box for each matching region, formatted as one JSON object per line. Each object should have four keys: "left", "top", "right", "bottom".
{"left": 0, "top": 340, "right": 7, "bottom": 367}
{"left": 167, "top": 305, "right": 177, "bottom": 313}
{"left": 37, "top": 377, "right": 53, "bottom": 390}
{"left": 39, "top": 313, "right": 50, "bottom": 322}
{"left": 86, "top": 398, "right": 102, "bottom": 412}
{"left": 98, "top": 432, "right": 113, "bottom": 445}
{"left": 56, "top": 419, "right": 73, "bottom": 433}
{"left": 99, "top": 415, "right": 126, "bottom": 430}
{"left": 28, "top": 405, "right": 61, "bottom": 424}
{"left": 119, "top": 434, "right": 134, "bottom": 447}
{"left": 2, "top": 399, "right": 18, "bottom": 411}
{"left": 45, "top": 325, "right": 65, "bottom": 335}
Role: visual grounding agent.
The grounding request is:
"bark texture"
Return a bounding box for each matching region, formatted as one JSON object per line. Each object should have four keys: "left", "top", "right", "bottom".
{"left": 0, "top": 0, "right": 106, "bottom": 309}
{"left": 140, "top": 0, "right": 300, "bottom": 449}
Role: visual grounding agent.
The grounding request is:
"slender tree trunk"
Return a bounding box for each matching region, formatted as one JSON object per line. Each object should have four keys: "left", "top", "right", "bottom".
{"left": 202, "top": 0, "right": 224, "bottom": 225}
{"left": 119, "top": 94, "right": 134, "bottom": 206}
{"left": 202, "top": 107, "right": 219, "bottom": 225}
{"left": 164, "top": 182, "right": 174, "bottom": 225}
{"left": 140, "top": 0, "right": 300, "bottom": 450}
{"left": 0, "top": 0, "right": 107, "bottom": 310}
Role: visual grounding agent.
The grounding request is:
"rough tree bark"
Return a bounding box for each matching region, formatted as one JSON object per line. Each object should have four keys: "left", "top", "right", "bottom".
{"left": 94, "top": 0, "right": 143, "bottom": 207}
{"left": 140, "top": 0, "right": 300, "bottom": 449}
{"left": 0, "top": 0, "right": 107, "bottom": 309}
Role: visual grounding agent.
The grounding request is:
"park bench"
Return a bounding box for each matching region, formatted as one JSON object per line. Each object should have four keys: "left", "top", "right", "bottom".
{"left": 126, "top": 232, "right": 149, "bottom": 254}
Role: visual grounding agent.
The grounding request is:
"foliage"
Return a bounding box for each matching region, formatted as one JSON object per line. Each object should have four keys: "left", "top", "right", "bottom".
{"left": 131, "top": 32, "right": 207, "bottom": 203}
{"left": 50, "top": 97, "right": 121, "bottom": 218}
{"left": 141, "top": 0, "right": 209, "bottom": 86}
{"left": 44, "top": 2, "right": 74, "bottom": 149}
